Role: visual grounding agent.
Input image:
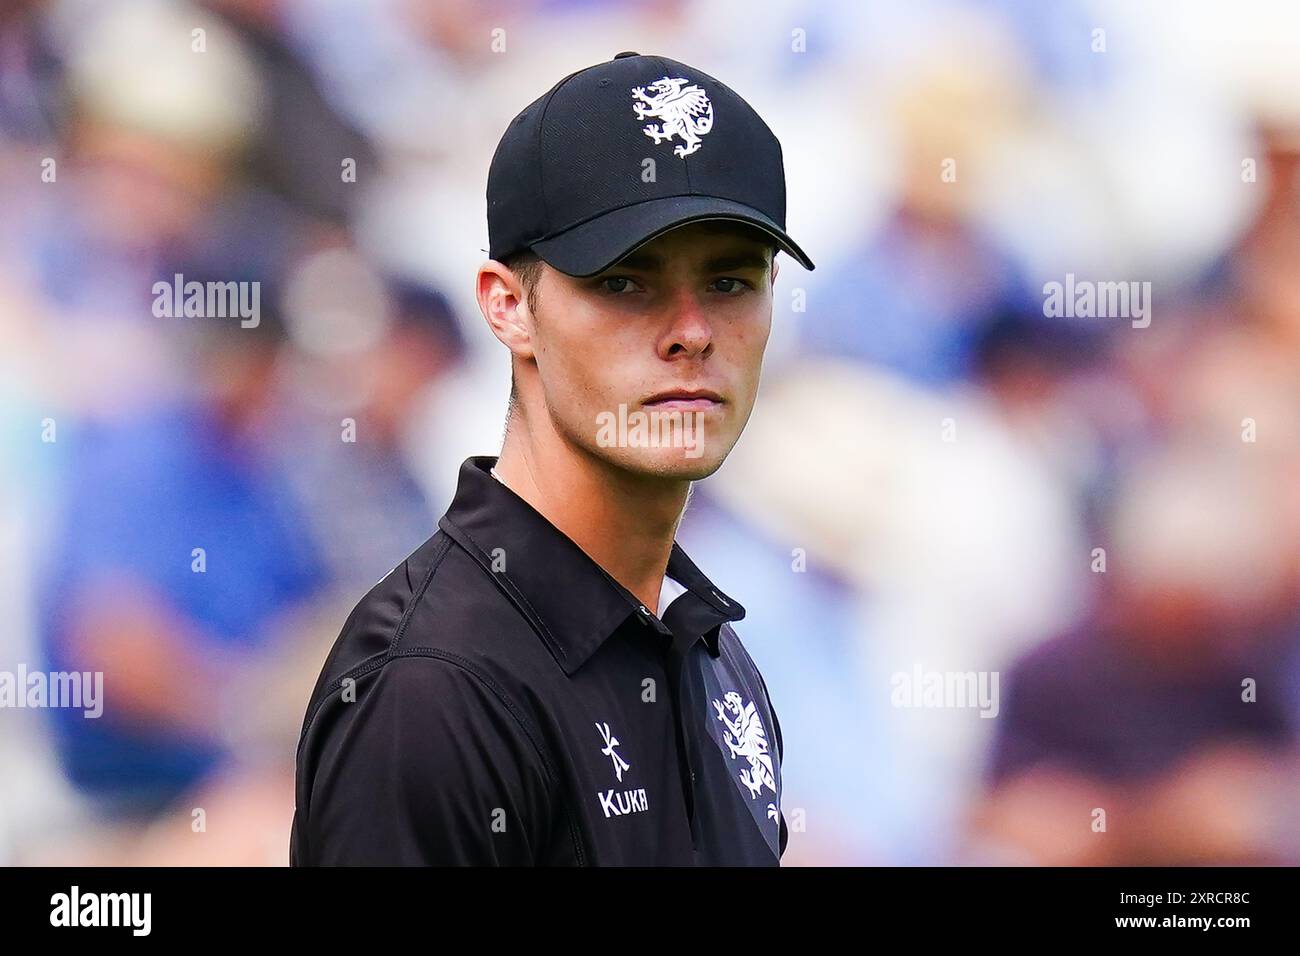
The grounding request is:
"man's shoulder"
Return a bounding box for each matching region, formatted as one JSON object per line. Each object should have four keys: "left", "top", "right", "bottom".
{"left": 296, "top": 527, "right": 542, "bottom": 738}
{"left": 714, "top": 620, "right": 764, "bottom": 679}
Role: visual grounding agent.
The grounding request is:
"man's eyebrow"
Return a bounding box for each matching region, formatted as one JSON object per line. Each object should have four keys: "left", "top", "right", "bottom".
{"left": 702, "top": 251, "right": 772, "bottom": 273}
{"left": 606, "top": 251, "right": 662, "bottom": 272}
{"left": 605, "top": 249, "right": 772, "bottom": 274}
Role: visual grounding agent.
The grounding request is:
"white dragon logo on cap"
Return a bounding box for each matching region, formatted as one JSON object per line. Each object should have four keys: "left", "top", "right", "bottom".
{"left": 632, "top": 77, "right": 714, "bottom": 158}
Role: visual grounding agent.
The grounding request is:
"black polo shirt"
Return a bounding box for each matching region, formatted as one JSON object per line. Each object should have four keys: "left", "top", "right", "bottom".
{"left": 291, "top": 456, "right": 787, "bottom": 865}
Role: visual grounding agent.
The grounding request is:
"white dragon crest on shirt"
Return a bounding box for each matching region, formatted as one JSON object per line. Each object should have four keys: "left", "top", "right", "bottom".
{"left": 712, "top": 690, "right": 777, "bottom": 800}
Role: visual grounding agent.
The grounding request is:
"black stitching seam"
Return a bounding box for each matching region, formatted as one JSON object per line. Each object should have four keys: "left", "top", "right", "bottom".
{"left": 386, "top": 534, "right": 454, "bottom": 654}
{"left": 656, "top": 55, "right": 692, "bottom": 194}
{"left": 535, "top": 68, "right": 586, "bottom": 237}
{"left": 297, "top": 533, "right": 452, "bottom": 749}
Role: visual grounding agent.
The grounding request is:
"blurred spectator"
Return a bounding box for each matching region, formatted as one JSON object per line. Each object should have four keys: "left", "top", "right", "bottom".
{"left": 36, "top": 305, "right": 327, "bottom": 821}
{"left": 269, "top": 248, "right": 466, "bottom": 590}
{"left": 0, "top": 0, "right": 66, "bottom": 144}
{"left": 202, "top": 0, "right": 378, "bottom": 226}
{"left": 972, "top": 447, "right": 1300, "bottom": 864}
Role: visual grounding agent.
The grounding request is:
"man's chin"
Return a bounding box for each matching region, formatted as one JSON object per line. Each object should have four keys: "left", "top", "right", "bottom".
{"left": 598, "top": 445, "right": 727, "bottom": 482}
{"left": 577, "top": 404, "right": 738, "bottom": 481}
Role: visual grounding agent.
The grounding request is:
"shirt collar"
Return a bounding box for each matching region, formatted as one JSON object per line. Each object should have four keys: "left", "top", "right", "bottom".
{"left": 437, "top": 456, "right": 745, "bottom": 675}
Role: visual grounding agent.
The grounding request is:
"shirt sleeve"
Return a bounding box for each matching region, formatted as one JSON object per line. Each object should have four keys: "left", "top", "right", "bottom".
{"left": 297, "top": 655, "right": 559, "bottom": 865}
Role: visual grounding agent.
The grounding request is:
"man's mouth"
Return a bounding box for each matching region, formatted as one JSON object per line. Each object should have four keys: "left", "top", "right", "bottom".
{"left": 642, "top": 389, "right": 725, "bottom": 411}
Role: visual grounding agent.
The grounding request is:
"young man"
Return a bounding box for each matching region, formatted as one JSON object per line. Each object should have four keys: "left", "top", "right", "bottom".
{"left": 291, "top": 52, "right": 814, "bottom": 865}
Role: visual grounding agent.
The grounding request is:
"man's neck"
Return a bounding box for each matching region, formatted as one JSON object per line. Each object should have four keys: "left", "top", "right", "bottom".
{"left": 493, "top": 422, "right": 688, "bottom": 615}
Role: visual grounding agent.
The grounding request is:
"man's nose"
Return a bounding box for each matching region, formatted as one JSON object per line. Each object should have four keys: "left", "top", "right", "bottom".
{"left": 658, "top": 287, "right": 713, "bottom": 359}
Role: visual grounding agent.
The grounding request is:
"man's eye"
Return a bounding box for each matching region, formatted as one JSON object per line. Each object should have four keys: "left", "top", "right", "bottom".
{"left": 600, "top": 276, "right": 641, "bottom": 294}
{"left": 711, "top": 277, "right": 750, "bottom": 294}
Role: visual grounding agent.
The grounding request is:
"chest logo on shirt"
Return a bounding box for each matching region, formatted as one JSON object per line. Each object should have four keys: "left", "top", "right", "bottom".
{"left": 595, "top": 721, "right": 648, "bottom": 818}
{"left": 595, "top": 721, "right": 630, "bottom": 782}
{"left": 711, "top": 691, "right": 777, "bottom": 801}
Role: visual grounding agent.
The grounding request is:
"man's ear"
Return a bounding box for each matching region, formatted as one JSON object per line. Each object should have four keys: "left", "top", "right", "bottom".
{"left": 477, "top": 261, "right": 535, "bottom": 360}
{"left": 770, "top": 255, "right": 780, "bottom": 287}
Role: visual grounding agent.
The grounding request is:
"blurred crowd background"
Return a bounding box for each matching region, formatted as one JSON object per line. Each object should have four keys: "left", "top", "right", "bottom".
{"left": 2, "top": 0, "right": 1299, "bottom": 865}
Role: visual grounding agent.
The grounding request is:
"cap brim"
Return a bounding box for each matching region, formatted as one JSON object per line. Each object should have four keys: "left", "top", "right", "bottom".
{"left": 529, "top": 195, "right": 815, "bottom": 276}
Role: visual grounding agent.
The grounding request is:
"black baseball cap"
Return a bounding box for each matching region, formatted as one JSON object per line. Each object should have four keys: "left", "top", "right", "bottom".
{"left": 487, "top": 51, "right": 815, "bottom": 277}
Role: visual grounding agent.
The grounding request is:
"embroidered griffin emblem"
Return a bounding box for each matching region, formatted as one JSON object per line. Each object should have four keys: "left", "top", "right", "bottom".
{"left": 711, "top": 691, "right": 776, "bottom": 800}
{"left": 632, "top": 76, "right": 714, "bottom": 157}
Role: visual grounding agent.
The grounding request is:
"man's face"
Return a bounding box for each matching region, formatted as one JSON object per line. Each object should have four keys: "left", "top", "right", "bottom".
{"left": 528, "top": 221, "right": 777, "bottom": 480}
